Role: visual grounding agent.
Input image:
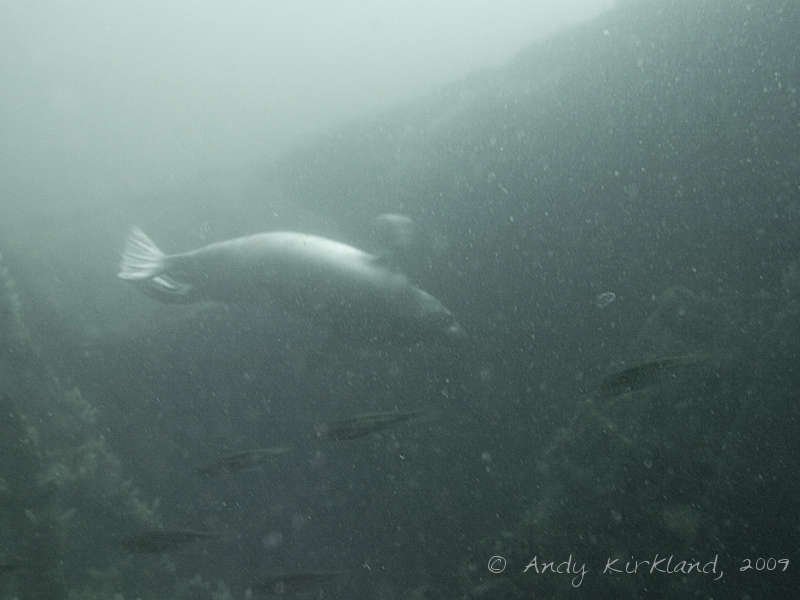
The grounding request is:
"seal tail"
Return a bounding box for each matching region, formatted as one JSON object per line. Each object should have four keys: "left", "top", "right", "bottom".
{"left": 118, "top": 227, "right": 197, "bottom": 303}
{"left": 118, "top": 227, "right": 166, "bottom": 281}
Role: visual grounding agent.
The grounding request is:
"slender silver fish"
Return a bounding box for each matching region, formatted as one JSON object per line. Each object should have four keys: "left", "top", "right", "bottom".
{"left": 598, "top": 353, "right": 713, "bottom": 398}
{"left": 120, "top": 529, "right": 221, "bottom": 553}
{"left": 254, "top": 570, "right": 349, "bottom": 595}
{"left": 197, "top": 446, "right": 292, "bottom": 477}
{"left": 315, "top": 409, "right": 426, "bottom": 440}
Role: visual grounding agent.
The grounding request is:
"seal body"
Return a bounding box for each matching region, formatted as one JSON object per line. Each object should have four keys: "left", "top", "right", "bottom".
{"left": 118, "top": 227, "right": 464, "bottom": 343}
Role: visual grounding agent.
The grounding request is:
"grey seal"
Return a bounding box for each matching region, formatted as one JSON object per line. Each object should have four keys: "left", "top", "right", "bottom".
{"left": 118, "top": 226, "right": 464, "bottom": 343}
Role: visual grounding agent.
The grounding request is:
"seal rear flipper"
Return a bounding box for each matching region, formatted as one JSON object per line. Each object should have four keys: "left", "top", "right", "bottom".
{"left": 140, "top": 274, "right": 197, "bottom": 304}
{"left": 118, "top": 226, "right": 167, "bottom": 281}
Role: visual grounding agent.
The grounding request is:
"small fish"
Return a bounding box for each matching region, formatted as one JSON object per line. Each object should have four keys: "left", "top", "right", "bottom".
{"left": 598, "top": 353, "right": 712, "bottom": 398}
{"left": 120, "top": 529, "right": 221, "bottom": 553}
{"left": 315, "top": 410, "right": 426, "bottom": 441}
{"left": 254, "top": 570, "right": 348, "bottom": 595}
{"left": 197, "top": 446, "right": 292, "bottom": 477}
{"left": 0, "top": 563, "right": 25, "bottom": 574}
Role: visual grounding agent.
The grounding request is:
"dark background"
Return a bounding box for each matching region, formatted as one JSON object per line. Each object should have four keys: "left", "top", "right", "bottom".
{"left": 1, "top": 0, "right": 798, "bottom": 598}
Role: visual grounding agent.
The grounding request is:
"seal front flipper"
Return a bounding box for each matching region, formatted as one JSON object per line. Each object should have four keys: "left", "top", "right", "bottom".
{"left": 369, "top": 214, "right": 421, "bottom": 272}
{"left": 371, "top": 214, "right": 417, "bottom": 251}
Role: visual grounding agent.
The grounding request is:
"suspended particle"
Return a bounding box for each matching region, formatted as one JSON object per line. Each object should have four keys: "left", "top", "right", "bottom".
{"left": 595, "top": 291, "right": 617, "bottom": 308}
